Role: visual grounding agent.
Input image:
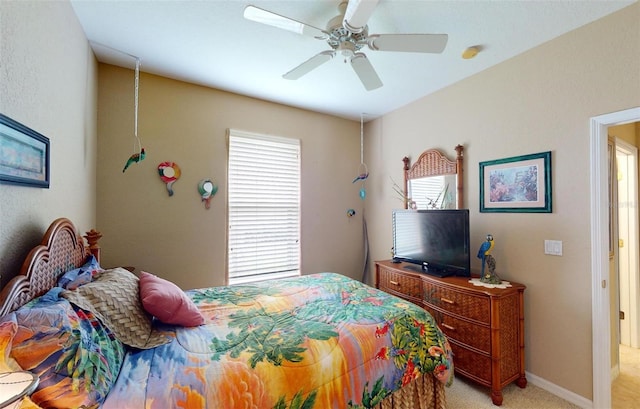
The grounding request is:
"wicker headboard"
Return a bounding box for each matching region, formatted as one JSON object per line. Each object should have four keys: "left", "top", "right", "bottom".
{"left": 0, "top": 218, "right": 101, "bottom": 316}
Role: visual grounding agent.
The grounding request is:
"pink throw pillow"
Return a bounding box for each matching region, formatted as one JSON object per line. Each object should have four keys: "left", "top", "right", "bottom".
{"left": 139, "top": 271, "right": 204, "bottom": 326}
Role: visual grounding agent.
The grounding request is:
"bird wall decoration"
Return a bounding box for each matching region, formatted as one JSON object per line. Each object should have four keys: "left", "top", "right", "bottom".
{"left": 198, "top": 178, "right": 218, "bottom": 209}
{"left": 352, "top": 172, "right": 369, "bottom": 183}
{"left": 122, "top": 148, "right": 146, "bottom": 173}
{"left": 158, "top": 161, "right": 181, "bottom": 196}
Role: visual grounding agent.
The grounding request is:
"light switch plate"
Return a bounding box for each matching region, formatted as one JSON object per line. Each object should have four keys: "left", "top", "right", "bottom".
{"left": 544, "top": 240, "right": 563, "bottom": 256}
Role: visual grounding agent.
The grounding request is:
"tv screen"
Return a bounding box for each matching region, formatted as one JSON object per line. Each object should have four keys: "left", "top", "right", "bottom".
{"left": 392, "top": 209, "right": 470, "bottom": 277}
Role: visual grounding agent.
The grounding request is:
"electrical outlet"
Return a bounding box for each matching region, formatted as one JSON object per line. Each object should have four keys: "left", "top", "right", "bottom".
{"left": 544, "top": 240, "right": 563, "bottom": 256}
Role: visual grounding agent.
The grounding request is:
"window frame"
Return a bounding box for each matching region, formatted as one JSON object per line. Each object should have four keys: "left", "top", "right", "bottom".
{"left": 226, "top": 129, "right": 301, "bottom": 285}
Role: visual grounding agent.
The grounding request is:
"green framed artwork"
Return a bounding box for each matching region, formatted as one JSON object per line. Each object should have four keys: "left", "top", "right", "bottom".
{"left": 479, "top": 151, "right": 552, "bottom": 213}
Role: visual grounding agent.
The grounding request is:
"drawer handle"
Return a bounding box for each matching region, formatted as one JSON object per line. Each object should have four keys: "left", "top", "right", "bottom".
{"left": 390, "top": 280, "right": 400, "bottom": 286}
{"left": 440, "top": 297, "right": 455, "bottom": 304}
{"left": 441, "top": 323, "right": 455, "bottom": 331}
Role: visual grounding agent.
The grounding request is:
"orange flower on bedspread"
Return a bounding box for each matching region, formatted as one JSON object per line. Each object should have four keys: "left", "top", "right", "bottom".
{"left": 175, "top": 384, "right": 205, "bottom": 409}
{"left": 207, "top": 361, "right": 270, "bottom": 409}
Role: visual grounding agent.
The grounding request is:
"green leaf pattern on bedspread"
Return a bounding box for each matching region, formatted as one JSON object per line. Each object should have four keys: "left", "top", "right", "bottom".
{"left": 211, "top": 308, "right": 338, "bottom": 367}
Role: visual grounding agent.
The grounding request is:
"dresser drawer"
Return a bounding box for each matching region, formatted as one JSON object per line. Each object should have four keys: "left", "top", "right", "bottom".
{"left": 423, "top": 281, "right": 490, "bottom": 324}
{"left": 378, "top": 267, "right": 422, "bottom": 300}
{"left": 424, "top": 305, "right": 491, "bottom": 354}
{"left": 449, "top": 341, "right": 492, "bottom": 385}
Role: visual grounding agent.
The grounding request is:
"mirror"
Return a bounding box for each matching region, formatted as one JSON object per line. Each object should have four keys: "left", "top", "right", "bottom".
{"left": 402, "top": 145, "right": 464, "bottom": 209}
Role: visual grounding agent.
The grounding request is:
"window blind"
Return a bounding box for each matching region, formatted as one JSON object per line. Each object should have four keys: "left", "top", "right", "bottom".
{"left": 411, "top": 175, "right": 456, "bottom": 209}
{"left": 227, "top": 130, "right": 300, "bottom": 285}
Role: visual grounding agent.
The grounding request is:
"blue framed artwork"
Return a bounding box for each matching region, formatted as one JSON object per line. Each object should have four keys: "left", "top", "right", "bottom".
{"left": 0, "top": 114, "right": 50, "bottom": 188}
{"left": 479, "top": 151, "right": 552, "bottom": 213}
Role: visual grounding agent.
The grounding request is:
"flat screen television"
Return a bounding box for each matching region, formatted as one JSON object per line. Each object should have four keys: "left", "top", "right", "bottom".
{"left": 392, "top": 209, "right": 470, "bottom": 277}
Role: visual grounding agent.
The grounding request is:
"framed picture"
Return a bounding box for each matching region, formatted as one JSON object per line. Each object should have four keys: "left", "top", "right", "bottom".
{"left": 479, "top": 151, "right": 551, "bottom": 213}
{"left": 0, "top": 113, "right": 50, "bottom": 188}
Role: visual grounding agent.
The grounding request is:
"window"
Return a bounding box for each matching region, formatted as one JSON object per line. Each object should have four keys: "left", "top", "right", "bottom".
{"left": 227, "top": 129, "right": 300, "bottom": 285}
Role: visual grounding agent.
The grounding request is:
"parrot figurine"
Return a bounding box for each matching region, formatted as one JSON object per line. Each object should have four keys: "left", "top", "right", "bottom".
{"left": 122, "top": 148, "right": 146, "bottom": 173}
{"left": 477, "top": 234, "right": 501, "bottom": 284}
{"left": 477, "top": 234, "right": 494, "bottom": 260}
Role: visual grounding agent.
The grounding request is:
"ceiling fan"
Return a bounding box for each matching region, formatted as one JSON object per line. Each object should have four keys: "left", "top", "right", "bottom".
{"left": 243, "top": 0, "right": 448, "bottom": 91}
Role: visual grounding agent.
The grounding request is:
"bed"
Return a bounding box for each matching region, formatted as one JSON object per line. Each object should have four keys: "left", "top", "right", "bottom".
{"left": 0, "top": 218, "right": 453, "bottom": 409}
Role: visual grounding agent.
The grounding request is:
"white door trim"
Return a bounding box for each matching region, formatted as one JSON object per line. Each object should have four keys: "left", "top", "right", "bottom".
{"left": 590, "top": 107, "right": 640, "bottom": 409}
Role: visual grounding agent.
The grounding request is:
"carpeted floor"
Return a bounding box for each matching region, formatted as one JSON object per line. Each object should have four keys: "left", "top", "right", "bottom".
{"left": 445, "top": 345, "right": 639, "bottom": 408}
{"left": 445, "top": 376, "right": 580, "bottom": 409}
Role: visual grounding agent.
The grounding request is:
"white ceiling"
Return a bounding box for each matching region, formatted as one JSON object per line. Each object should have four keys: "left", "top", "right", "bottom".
{"left": 70, "top": 0, "right": 635, "bottom": 121}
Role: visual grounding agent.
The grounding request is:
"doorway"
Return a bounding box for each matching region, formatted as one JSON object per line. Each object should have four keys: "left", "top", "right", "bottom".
{"left": 615, "top": 137, "right": 639, "bottom": 351}
{"left": 590, "top": 107, "right": 640, "bottom": 409}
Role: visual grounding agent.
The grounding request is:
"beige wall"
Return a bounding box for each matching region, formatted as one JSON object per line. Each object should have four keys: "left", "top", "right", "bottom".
{"left": 97, "top": 65, "right": 364, "bottom": 289}
{"left": 0, "top": 1, "right": 98, "bottom": 287}
{"left": 364, "top": 2, "right": 640, "bottom": 400}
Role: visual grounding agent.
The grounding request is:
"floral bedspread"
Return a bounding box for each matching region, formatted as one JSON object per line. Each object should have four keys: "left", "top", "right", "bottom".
{"left": 102, "top": 273, "right": 452, "bottom": 409}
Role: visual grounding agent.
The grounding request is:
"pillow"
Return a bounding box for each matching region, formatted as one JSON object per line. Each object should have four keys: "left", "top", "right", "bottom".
{"left": 0, "top": 320, "right": 20, "bottom": 372}
{"left": 3, "top": 289, "right": 125, "bottom": 408}
{"left": 62, "top": 268, "right": 170, "bottom": 349}
{"left": 139, "top": 271, "right": 205, "bottom": 326}
{"left": 57, "top": 255, "right": 103, "bottom": 290}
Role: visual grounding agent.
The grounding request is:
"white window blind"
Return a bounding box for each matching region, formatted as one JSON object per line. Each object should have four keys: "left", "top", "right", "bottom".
{"left": 410, "top": 174, "right": 457, "bottom": 209}
{"left": 227, "top": 130, "right": 300, "bottom": 285}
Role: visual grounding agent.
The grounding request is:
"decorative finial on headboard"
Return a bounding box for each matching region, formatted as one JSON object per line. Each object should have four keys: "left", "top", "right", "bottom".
{"left": 84, "top": 229, "right": 102, "bottom": 262}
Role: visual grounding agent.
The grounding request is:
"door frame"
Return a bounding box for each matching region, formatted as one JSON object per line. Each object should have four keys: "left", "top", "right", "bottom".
{"left": 590, "top": 107, "right": 640, "bottom": 409}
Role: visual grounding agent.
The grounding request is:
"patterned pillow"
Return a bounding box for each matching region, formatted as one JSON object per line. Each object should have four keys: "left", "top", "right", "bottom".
{"left": 1, "top": 288, "right": 125, "bottom": 408}
{"left": 57, "top": 255, "right": 103, "bottom": 290}
{"left": 0, "top": 321, "right": 20, "bottom": 372}
{"left": 62, "top": 268, "right": 170, "bottom": 349}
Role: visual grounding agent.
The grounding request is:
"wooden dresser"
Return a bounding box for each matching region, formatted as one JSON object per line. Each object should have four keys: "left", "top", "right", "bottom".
{"left": 375, "top": 260, "right": 527, "bottom": 406}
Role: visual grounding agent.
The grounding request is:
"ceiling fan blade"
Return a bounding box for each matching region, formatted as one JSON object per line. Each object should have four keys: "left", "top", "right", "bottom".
{"left": 243, "top": 5, "right": 327, "bottom": 39}
{"left": 343, "top": 0, "right": 379, "bottom": 33}
{"left": 283, "top": 51, "right": 335, "bottom": 80}
{"left": 369, "top": 34, "right": 448, "bottom": 53}
{"left": 350, "top": 53, "right": 382, "bottom": 91}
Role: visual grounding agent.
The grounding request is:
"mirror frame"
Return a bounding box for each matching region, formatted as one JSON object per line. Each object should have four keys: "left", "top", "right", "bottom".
{"left": 402, "top": 145, "right": 464, "bottom": 209}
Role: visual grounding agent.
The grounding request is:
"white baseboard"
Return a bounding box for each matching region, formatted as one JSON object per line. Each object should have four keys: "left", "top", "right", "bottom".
{"left": 526, "top": 371, "right": 593, "bottom": 409}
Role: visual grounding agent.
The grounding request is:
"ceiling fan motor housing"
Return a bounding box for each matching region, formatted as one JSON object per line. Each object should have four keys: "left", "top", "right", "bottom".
{"left": 326, "top": 8, "right": 367, "bottom": 56}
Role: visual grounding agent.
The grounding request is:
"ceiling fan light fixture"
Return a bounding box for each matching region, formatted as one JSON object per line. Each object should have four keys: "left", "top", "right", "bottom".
{"left": 338, "top": 41, "right": 357, "bottom": 57}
